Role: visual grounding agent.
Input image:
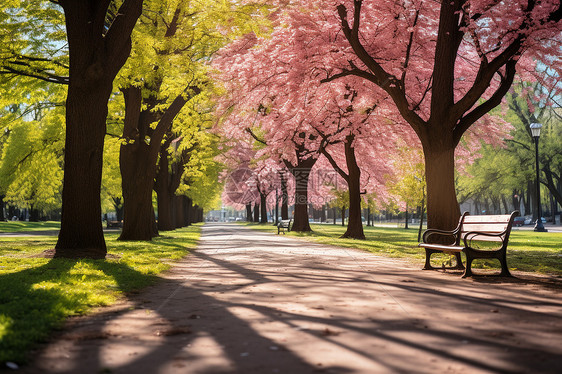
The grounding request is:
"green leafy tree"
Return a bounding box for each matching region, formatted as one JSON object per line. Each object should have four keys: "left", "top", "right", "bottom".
{"left": 2, "top": 0, "right": 144, "bottom": 257}
{"left": 116, "top": 0, "right": 268, "bottom": 239}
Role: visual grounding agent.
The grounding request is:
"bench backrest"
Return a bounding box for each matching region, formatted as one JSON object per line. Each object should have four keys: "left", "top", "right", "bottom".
{"left": 459, "top": 212, "right": 518, "bottom": 242}
{"left": 279, "top": 219, "right": 291, "bottom": 228}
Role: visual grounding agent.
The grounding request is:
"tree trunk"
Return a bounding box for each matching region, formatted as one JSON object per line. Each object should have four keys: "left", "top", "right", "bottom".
{"left": 112, "top": 197, "right": 124, "bottom": 222}
{"left": 156, "top": 185, "right": 174, "bottom": 231}
{"left": 280, "top": 171, "right": 289, "bottom": 220}
{"left": 246, "top": 204, "right": 252, "bottom": 221}
{"left": 55, "top": 86, "right": 110, "bottom": 257}
{"left": 155, "top": 144, "right": 187, "bottom": 231}
{"left": 423, "top": 144, "right": 460, "bottom": 232}
{"left": 119, "top": 139, "right": 158, "bottom": 240}
{"left": 341, "top": 138, "right": 365, "bottom": 239}
{"left": 175, "top": 195, "right": 184, "bottom": 229}
{"left": 253, "top": 202, "right": 259, "bottom": 222}
{"left": 260, "top": 193, "right": 268, "bottom": 223}
{"left": 55, "top": 0, "right": 143, "bottom": 258}
{"left": 288, "top": 161, "right": 315, "bottom": 232}
{"left": 418, "top": 195, "right": 425, "bottom": 242}
{"left": 185, "top": 197, "right": 193, "bottom": 226}
{"left": 404, "top": 207, "right": 409, "bottom": 229}
{"left": 341, "top": 206, "right": 346, "bottom": 226}
{"left": 543, "top": 165, "right": 562, "bottom": 212}
{"left": 155, "top": 148, "right": 174, "bottom": 231}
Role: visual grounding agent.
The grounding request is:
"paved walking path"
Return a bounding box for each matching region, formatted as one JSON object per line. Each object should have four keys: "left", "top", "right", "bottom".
{"left": 23, "top": 224, "right": 562, "bottom": 373}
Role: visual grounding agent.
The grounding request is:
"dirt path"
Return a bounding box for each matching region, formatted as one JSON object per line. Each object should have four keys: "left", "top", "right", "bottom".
{"left": 22, "top": 223, "right": 562, "bottom": 373}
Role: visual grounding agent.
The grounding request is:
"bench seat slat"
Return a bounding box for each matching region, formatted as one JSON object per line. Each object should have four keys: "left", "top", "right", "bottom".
{"left": 419, "top": 243, "right": 464, "bottom": 252}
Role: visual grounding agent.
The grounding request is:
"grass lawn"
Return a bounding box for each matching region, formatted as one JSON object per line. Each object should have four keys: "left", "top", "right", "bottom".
{"left": 0, "top": 221, "right": 60, "bottom": 232}
{"left": 242, "top": 222, "right": 562, "bottom": 276}
{"left": 0, "top": 225, "right": 201, "bottom": 364}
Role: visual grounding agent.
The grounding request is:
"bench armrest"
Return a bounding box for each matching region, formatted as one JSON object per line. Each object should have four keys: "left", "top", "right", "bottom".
{"left": 421, "top": 228, "right": 458, "bottom": 245}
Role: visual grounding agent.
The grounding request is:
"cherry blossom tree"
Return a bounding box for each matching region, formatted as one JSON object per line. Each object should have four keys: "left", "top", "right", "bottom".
{"left": 213, "top": 7, "right": 410, "bottom": 234}
{"left": 324, "top": 0, "right": 561, "bottom": 231}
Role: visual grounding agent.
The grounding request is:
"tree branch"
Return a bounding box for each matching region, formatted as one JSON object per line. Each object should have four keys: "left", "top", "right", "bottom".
{"left": 453, "top": 60, "right": 517, "bottom": 144}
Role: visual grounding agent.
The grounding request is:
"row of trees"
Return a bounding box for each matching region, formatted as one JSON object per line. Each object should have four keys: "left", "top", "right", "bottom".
{"left": 1, "top": 0, "right": 271, "bottom": 258}
{"left": 1, "top": 1, "right": 560, "bottom": 257}
{"left": 214, "top": 0, "right": 561, "bottom": 238}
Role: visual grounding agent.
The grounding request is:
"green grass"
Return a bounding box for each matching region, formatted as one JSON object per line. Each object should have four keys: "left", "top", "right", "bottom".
{"left": 243, "top": 222, "right": 562, "bottom": 276}
{"left": 0, "top": 225, "right": 201, "bottom": 364}
{"left": 0, "top": 221, "right": 60, "bottom": 233}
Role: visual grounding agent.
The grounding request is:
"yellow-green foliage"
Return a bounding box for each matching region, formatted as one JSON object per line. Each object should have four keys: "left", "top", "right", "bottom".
{"left": 385, "top": 146, "right": 425, "bottom": 211}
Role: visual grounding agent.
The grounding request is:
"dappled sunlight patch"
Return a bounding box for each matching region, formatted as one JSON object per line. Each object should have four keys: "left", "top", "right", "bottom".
{"left": 0, "top": 225, "right": 202, "bottom": 364}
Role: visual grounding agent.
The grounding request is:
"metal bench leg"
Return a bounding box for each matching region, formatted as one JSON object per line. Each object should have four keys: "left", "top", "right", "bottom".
{"left": 423, "top": 249, "right": 435, "bottom": 270}
{"left": 499, "top": 252, "right": 512, "bottom": 277}
{"left": 462, "top": 253, "right": 474, "bottom": 278}
{"left": 453, "top": 252, "right": 465, "bottom": 270}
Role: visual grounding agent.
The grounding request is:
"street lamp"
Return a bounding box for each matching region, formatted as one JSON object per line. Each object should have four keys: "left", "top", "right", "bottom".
{"left": 530, "top": 123, "right": 547, "bottom": 232}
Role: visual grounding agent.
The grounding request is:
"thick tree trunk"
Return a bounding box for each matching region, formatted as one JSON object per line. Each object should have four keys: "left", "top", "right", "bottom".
{"left": 156, "top": 186, "right": 174, "bottom": 231}
{"left": 0, "top": 195, "right": 4, "bottom": 221}
{"left": 55, "top": 87, "right": 110, "bottom": 257}
{"left": 55, "top": 0, "right": 143, "bottom": 258}
{"left": 260, "top": 193, "right": 268, "bottom": 223}
{"left": 291, "top": 168, "right": 312, "bottom": 232}
{"left": 423, "top": 143, "right": 460, "bottom": 233}
{"left": 119, "top": 140, "right": 158, "bottom": 241}
{"left": 341, "top": 139, "right": 365, "bottom": 239}
{"left": 288, "top": 158, "right": 316, "bottom": 232}
{"left": 154, "top": 145, "right": 186, "bottom": 231}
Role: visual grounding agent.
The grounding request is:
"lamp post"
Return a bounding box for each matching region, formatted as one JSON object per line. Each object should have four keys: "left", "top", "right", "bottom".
{"left": 530, "top": 123, "right": 547, "bottom": 232}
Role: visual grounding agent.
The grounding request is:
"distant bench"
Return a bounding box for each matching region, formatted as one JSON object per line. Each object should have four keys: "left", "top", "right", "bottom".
{"left": 419, "top": 211, "right": 518, "bottom": 277}
{"left": 106, "top": 220, "right": 123, "bottom": 228}
{"left": 277, "top": 219, "right": 292, "bottom": 234}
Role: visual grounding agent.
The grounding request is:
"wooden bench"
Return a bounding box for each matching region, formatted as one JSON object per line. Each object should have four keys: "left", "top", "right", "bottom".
{"left": 277, "top": 219, "right": 292, "bottom": 234}
{"left": 419, "top": 211, "right": 518, "bottom": 277}
{"left": 106, "top": 220, "right": 123, "bottom": 228}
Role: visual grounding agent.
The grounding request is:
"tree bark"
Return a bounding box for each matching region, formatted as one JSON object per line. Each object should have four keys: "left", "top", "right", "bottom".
{"left": 175, "top": 195, "right": 184, "bottom": 228}
{"left": 260, "top": 193, "right": 268, "bottom": 223}
{"left": 280, "top": 171, "right": 289, "bottom": 220}
{"left": 55, "top": 0, "right": 143, "bottom": 258}
{"left": 246, "top": 204, "right": 252, "bottom": 221}
{"left": 185, "top": 197, "right": 193, "bottom": 226}
{"left": 422, "top": 142, "right": 460, "bottom": 233}
{"left": 341, "top": 137, "right": 365, "bottom": 239}
{"left": 56, "top": 84, "right": 112, "bottom": 256}
{"left": 289, "top": 166, "right": 313, "bottom": 232}
{"left": 253, "top": 202, "right": 260, "bottom": 222}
